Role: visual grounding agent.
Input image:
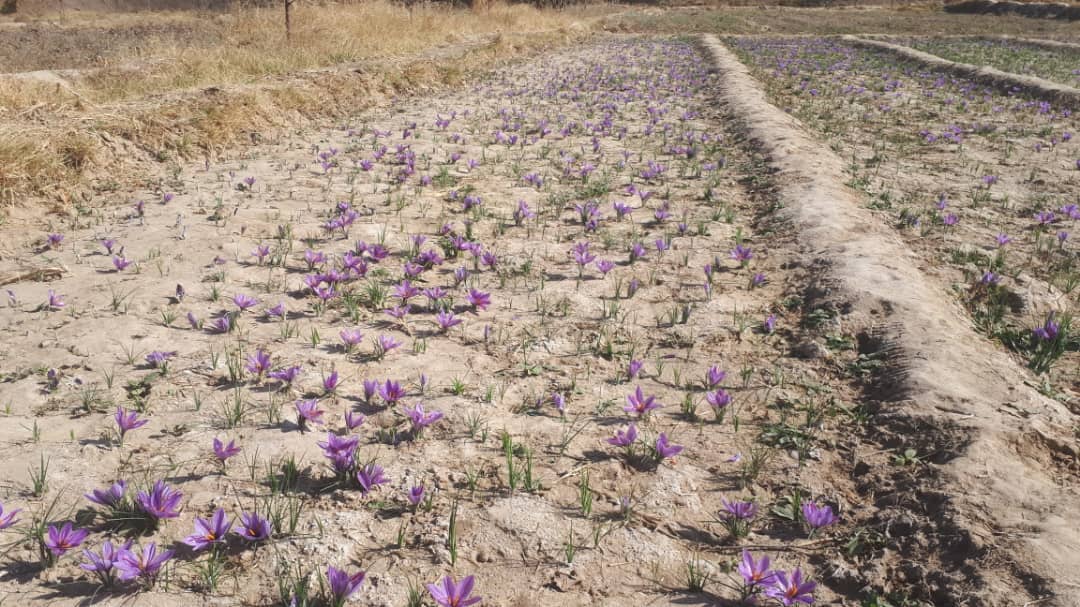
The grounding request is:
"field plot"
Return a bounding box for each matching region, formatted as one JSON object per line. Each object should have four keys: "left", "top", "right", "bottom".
{"left": 0, "top": 38, "right": 886, "bottom": 606}
{"left": 897, "top": 36, "right": 1080, "bottom": 87}
{"left": 729, "top": 37, "right": 1078, "bottom": 403}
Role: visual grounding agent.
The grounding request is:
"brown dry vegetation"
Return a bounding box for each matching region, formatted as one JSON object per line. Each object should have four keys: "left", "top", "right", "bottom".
{"left": 0, "top": 1, "right": 611, "bottom": 207}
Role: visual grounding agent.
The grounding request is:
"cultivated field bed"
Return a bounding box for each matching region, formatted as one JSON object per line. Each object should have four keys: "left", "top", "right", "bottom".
{"left": 895, "top": 36, "right": 1080, "bottom": 88}
{"left": 0, "top": 38, "right": 892, "bottom": 606}
{"left": 728, "top": 36, "right": 1079, "bottom": 406}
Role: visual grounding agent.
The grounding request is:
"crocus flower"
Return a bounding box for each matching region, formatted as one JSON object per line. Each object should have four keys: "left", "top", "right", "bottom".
{"left": 428, "top": 574, "right": 482, "bottom": 607}
{"left": 145, "top": 350, "right": 176, "bottom": 369}
{"left": 766, "top": 568, "right": 816, "bottom": 606}
{"left": 136, "top": 481, "right": 183, "bottom": 520}
{"left": 245, "top": 349, "right": 272, "bottom": 379}
{"left": 738, "top": 550, "right": 776, "bottom": 588}
{"left": 721, "top": 498, "right": 758, "bottom": 520}
{"left": 101, "top": 238, "right": 118, "bottom": 254}
{"left": 232, "top": 293, "right": 259, "bottom": 312}
{"left": 213, "top": 438, "right": 241, "bottom": 463}
{"left": 45, "top": 522, "right": 89, "bottom": 557}
{"left": 654, "top": 433, "right": 683, "bottom": 461}
{"left": 356, "top": 463, "right": 388, "bottom": 493}
{"left": 730, "top": 245, "right": 753, "bottom": 266}
{"left": 323, "top": 371, "right": 342, "bottom": 395}
{"left": 0, "top": 502, "right": 21, "bottom": 529}
{"left": 404, "top": 402, "right": 444, "bottom": 435}
{"left": 627, "top": 359, "right": 644, "bottom": 380}
{"left": 183, "top": 508, "right": 232, "bottom": 552}
{"left": 345, "top": 410, "right": 366, "bottom": 431}
{"left": 436, "top": 311, "right": 462, "bottom": 332}
{"left": 327, "top": 566, "right": 366, "bottom": 607}
{"left": 296, "top": 399, "right": 325, "bottom": 429}
{"left": 46, "top": 233, "right": 64, "bottom": 249}
{"left": 467, "top": 289, "right": 491, "bottom": 312}
{"left": 86, "top": 480, "right": 127, "bottom": 508}
{"left": 267, "top": 301, "right": 287, "bottom": 319}
{"left": 705, "top": 366, "right": 726, "bottom": 387}
{"left": 378, "top": 379, "right": 406, "bottom": 405}
{"left": 115, "top": 407, "right": 148, "bottom": 444}
{"left": 375, "top": 334, "right": 402, "bottom": 357}
{"left": 340, "top": 329, "right": 364, "bottom": 352}
{"left": 407, "top": 485, "right": 425, "bottom": 507}
{"left": 624, "top": 386, "right": 661, "bottom": 417}
{"left": 47, "top": 290, "right": 65, "bottom": 309}
{"left": 269, "top": 365, "right": 302, "bottom": 387}
{"left": 81, "top": 539, "right": 132, "bottom": 585}
{"left": 236, "top": 511, "right": 271, "bottom": 542}
{"left": 1032, "top": 313, "right": 1060, "bottom": 341}
{"left": 112, "top": 256, "right": 133, "bottom": 272}
{"left": 764, "top": 313, "right": 777, "bottom": 334}
{"left": 114, "top": 542, "right": 173, "bottom": 582}
{"left": 607, "top": 423, "right": 638, "bottom": 448}
{"left": 551, "top": 393, "right": 566, "bottom": 414}
{"left": 801, "top": 502, "right": 838, "bottom": 530}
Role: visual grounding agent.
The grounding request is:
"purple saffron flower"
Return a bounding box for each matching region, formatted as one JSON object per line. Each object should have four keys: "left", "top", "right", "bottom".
{"left": 1032, "top": 313, "right": 1060, "bottom": 341}
{"left": 245, "top": 349, "right": 272, "bottom": 379}
{"left": 269, "top": 365, "right": 302, "bottom": 386}
{"left": 183, "top": 508, "right": 233, "bottom": 552}
{"left": 607, "top": 423, "right": 638, "bottom": 448}
{"left": 345, "top": 410, "right": 366, "bottom": 431}
{"left": 46, "top": 233, "right": 64, "bottom": 249}
{"left": 730, "top": 244, "right": 753, "bottom": 266}
{"left": 232, "top": 293, "right": 259, "bottom": 312}
{"left": 705, "top": 366, "right": 726, "bottom": 388}
{"left": 327, "top": 566, "right": 366, "bottom": 606}
{"left": 267, "top": 301, "right": 287, "bottom": 319}
{"left": 362, "top": 379, "right": 379, "bottom": 404}
{"left": 738, "top": 550, "right": 776, "bottom": 588}
{"left": 551, "top": 393, "right": 566, "bottom": 414}
{"left": 721, "top": 498, "right": 758, "bottom": 521}
{"left": 114, "top": 542, "right": 173, "bottom": 582}
{"left": 296, "top": 399, "right": 325, "bottom": 429}
{"left": 407, "top": 485, "right": 426, "bottom": 507}
{"left": 404, "top": 402, "right": 444, "bottom": 434}
{"left": 801, "top": 502, "right": 838, "bottom": 530}
{"left": 209, "top": 314, "right": 232, "bottom": 334}
{"left": 145, "top": 350, "right": 177, "bottom": 369}
{"left": 136, "top": 481, "right": 183, "bottom": 520}
{"left": 629, "top": 242, "right": 647, "bottom": 262}
{"left": 764, "top": 313, "right": 777, "bottom": 334}
{"left": 378, "top": 379, "right": 406, "bottom": 405}
{"left": 235, "top": 511, "right": 271, "bottom": 542}
{"left": 86, "top": 480, "right": 127, "bottom": 508}
{"left": 0, "top": 501, "right": 21, "bottom": 529}
{"left": 467, "top": 289, "right": 491, "bottom": 312}
{"left": 81, "top": 539, "right": 132, "bottom": 585}
{"left": 47, "top": 290, "right": 65, "bottom": 310}
{"left": 654, "top": 433, "right": 683, "bottom": 461}
{"left": 323, "top": 371, "right": 342, "bottom": 395}
{"left": 101, "top": 238, "right": 118, "bottom": 254}
{"left": 627, "top": 359, "right": 644, "bottom": 380}
{"left": 766, "top": 568, "right": 816, "bottom": 606}
{"left": 596, "top": 259, "right": 615, "bottom": 276}
{"left": 375, "top": 334, "right": 402, "bottom": 357}
{"left": 112, "top": 256, "right": 133, "bottom": 272}
{"left": 356, "top": 463, "right": 388, "bottom": 494}
{"left": 428, "top": 574, "right": 481, "bottom": 607}
{"left": 706, "top": 388, "right": 732, "bottom": 411}
{"left": 318, "top": 432, "right": 360, "bottom": 475}
{"left": 624, "top": 386, "right": 661, "bottom": 417}
{"left": 213, "top": 438, "right": 241, "bottom": 463}
{"left": 115, "top": 407, "right": 148, "bottom": 444}
{"left": 436, "top": 310, "right": 463, "bottom": 332}
{"left": 45, "top": 522, "right": 89, "bottom": 557}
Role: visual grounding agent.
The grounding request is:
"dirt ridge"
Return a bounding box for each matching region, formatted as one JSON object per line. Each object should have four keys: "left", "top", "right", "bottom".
{"left": 845, "top": 35, "right": 1080, "bottom": 106}
{"left": 700, "top": 33, "right": 1080, "bottom": 606}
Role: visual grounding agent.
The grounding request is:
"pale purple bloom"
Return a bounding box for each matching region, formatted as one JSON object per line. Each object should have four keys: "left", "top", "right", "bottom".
{"left": 46, "top": 233, "right": 64, "bottom": 249}
{"left": 81, "top": 539, "right": 132, "bottom": 585}
{"left": 213, "top": 438, "right": 241, "bottom": 463}
{"left": 428, "top": 574, "right": 481, "bottom": 607}
{"left": 112, "top": 256, "right": 133, "bottom": 271}
{"left": 245, "top": 349, "right": 272, "bottom": 378}
{"left": 801, "top": 502, "right": 838, "bottom": 529}
{"left": 624, "top": 386, "right": 661, "bottom": 417}
{"left": 269, "top": 365, "right": 302, "bottom": 386}
{"left": 0, "top": 502, "right": 21, "bottom": 530}
{"left": 145, "top": 350, "right": 176, "bottom": 369}
{"left": 467, "top": 289, "right": 491, "bottom": 312}
{"left": 47, "top": 290, "right": 65, "bottom": 309}
{"left": 136, "top": 481, "right": 183, "bottom": 520}
{"left": 115, "top": 407, "right": 148, "bottom": 443}
{"left": 627, "top": 359, "right": 644, "bottom": 380}
{"left": 236, "top": 511, "right": 271, "bottom": 542}
{"left": 232, "top": 293, "right": 259, "bottom": 312}
{"left": 766, "top": 568, "right": 816, "bottom": 606}
{"left": 551, "top": 393, "right": 566, "bottom": 414}
{"left": 296, "top": 399, "right": 325, "bottom": 428}
{"left": 183, "top": 508, "right": 232, "bottom": 552}
{"left": 345, "top": 409, "right": 366, "bottom": 432}
{"left": 327, "top": 566, "right": 366, "bottom": 606}
{"left": 378, "top": 379, "right": 406, "bottom": 404}
{"left": 404, "top": 402, "right": 444, "bottom": 434}
{"left": 323, "top": 371, "right": 342, "bottom": 395}
{"left": 607, "top": 423, "right": 638, "bottom": 448}
{"left": 86, "top": 480, "right": 127, "bottom": 508}
{"left": 654, "top": 433, "right": 683, "bottom": 461}
{"left": 437, "top": 310, "right": 462, "bottom": 332}
{"left": 45, "top": 522, "right": 88, "bottom": 557}
{"left": 705, "top": 366, "right": 726, "bottom": 387}
{"left": 730, "top": 245, "right": 753, "bottom": 265}
{"left": 721, "top": 498, "right": 757, "bottom": 520}
{"left": 356, "top": 463, "right": 388, "bottom": 493}
{"left": 738, "top": 550, "right": 776, "bottom": 588}
{"left": 114, "top": 542, "right": 173, "bottom": 582}
{"left": 1032, "top": 313, "right": 1060, "bottom": 341}
{"left": 375, "top": 334, "right": 402, "bottom": 356}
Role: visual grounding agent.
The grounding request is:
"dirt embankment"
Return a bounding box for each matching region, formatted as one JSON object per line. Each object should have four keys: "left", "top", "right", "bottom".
{"left": 946, "top": 0, "right": 1080, "bottom": 20}
{"left": 700, "top": 32, "right": 1080, "bottom": 607}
